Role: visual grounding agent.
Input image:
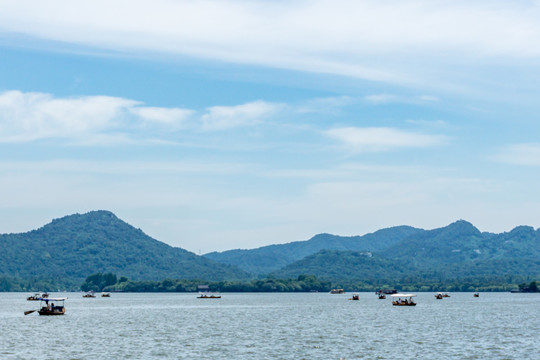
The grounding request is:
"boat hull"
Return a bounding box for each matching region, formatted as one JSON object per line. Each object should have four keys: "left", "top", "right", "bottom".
{"left": 38, "top": 309, "right": 65, "bottom": 316}
{"left": 392, "top": 302, "right": 416, "bottom": 306}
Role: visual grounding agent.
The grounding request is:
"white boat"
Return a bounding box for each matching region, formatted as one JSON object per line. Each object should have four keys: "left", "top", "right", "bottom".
{"left": 390, "top": 293, "right": 417, "bottom": 306}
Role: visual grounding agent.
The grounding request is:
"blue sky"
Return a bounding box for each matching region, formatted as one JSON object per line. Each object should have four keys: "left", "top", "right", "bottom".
{"left": 1, "top": 0, "right": 540, "bottom": 253}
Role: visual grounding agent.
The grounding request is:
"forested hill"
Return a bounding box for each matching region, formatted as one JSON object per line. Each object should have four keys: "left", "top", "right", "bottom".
{"left": 204, "top": 225, "right": 423, "bottom": 274}
{"left": 270, "top": 220, "right": 540, "bottom": 282}
{"left": 0, "top": 211, "right": 249, "bottom": 283}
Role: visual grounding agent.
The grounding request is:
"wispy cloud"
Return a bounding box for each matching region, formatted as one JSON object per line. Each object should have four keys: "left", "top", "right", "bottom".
{"left": 201, "top": 100, "right": 284, "bottom": 131}
{"left": 326, "top": 126, "right": 447, "bottom": 152}
{"left": 2, "top": 1, "right": 540, "bottom": 88}
{"left": 364, "top": 94, "right": 439, "bottom": 105}
{"left": 493, "top": 143, "right": 540, "bottom": 166}
{"left": 296, "top": 96, "right": 356, "bottom": 114}
{"left": 0, "top": 90, "right": 285, "bottom": 143}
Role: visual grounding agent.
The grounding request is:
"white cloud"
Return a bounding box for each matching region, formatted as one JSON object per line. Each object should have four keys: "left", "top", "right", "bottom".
{"left": 130, "top": 107, "right": 194, "bottom": 127}
{"left": 326, "top": 126, "right": 446, "bottom": 152}
{"left": 0, "top": 90, "right": 284, "bottom": 143}
{"left": 0, "top": 90, "right": 137, "bottom": 142}
{"left": 201, "top": 100, "right": 283, "bottom": 131}
{"left": 493, "top": 143, "right": 540, "bottom": 166}
{"left": 1, "top": 1, "right": 540, "bottom": 87}
{"left": 296, "top": 96, "right": 355, "bottom": 114}
{"left": 364, "top": 94, "right": 439, "bottom": 104}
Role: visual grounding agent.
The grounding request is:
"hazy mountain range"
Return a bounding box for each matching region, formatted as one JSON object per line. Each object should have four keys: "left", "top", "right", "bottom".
{"left": 1, "top": 211, "right": 538, "bottom": 287}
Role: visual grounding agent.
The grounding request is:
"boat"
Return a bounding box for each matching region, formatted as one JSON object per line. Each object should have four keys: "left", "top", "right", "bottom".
{"left": 391, "top": 293, "right": 417, "bottom": 306}
{"left": 83, "top": 291, "right": 96, "bottom": 298}
{"left": 442, "top": 293, "right": 450, "bottom": 298}
{"left": 25, "top": 297, "right": 67, "bottom": 316}
{"left": 348, "top": 293, "right": 360, "bottom": 300}
{"left": 197, "top": 293, "right": 221, "bottom": 299}
{"left": 330, "top": 289, "right": 344, "bottom": 294}
{"left": 27, "top": 293, "right": 48, "bottom": 301}
{"left": 378, "top": 294, "right": 386, "bottom": 299}
{"left": 474, "top": 292, "right": 480, "bottom": 297}
{"left": 435, "top": 292, "right": 444, "bottom": 299}
{"left": 101, "top": 293, "right": 111, "bottom": 297}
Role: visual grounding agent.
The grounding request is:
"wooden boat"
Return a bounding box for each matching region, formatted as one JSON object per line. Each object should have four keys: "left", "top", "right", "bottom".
{"left": 27, "top": 293, "right": 46, "bottom": 301}
{"left": 25, "top": 297, "right": 67, "bottom": 316}
{"left": 474, "top": 293, "right": 480, "bottom": 297}
{"left": 348, "top": 293, "right": 360, "bottom": 300}
{"left": 330, "top": 289, "right": 344, "bottom": 294}
{"left": 101, "top": 293, "right": 111, "bottom": 297}
{"left": 391, "top": 294, "right": 417, "bottom": 306}
{"left": 197, "top": 293, "right": 221, "bottom": 299}
{"left": 83, "top": 291, "right": 96, "bottom": 298}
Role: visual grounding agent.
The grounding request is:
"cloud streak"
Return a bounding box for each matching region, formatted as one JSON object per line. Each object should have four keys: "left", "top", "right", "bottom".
{"left": 326, "top": 126, "right": 447, "bottom": 152}
{"left": 0, "top": 90, "right": 283, "bottom": 143}
{"left": 493, "top": 143, "right": 540, "bottom": 167}
{"left": 2, "top": 1, "right": 540, "bottom": 88}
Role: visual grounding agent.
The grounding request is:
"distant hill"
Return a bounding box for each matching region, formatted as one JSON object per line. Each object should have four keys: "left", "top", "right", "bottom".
{"left": 204, "top": 226, "right": 422, "bottom": 274}
{"left": 0, "top": 211, "right": 249, "bottom": 284}
{"left": 270, "top": 220, "right": 540, "bottom": 282}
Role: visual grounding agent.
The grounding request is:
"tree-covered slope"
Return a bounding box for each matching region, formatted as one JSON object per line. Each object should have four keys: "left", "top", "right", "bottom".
{"left": 380, "top": 220, "right": 540, "bottom": 267}
{"left": 269, "top": 221, "right": 540, "bottom": 282}
{"left": 270, "top": 250, "right": 407, "bottom": 281}
{"left": 0, "top": 211, "right": 249, "bottom": 282}
{"left": 204, "top": 225, "right": 423, "bottom": 274}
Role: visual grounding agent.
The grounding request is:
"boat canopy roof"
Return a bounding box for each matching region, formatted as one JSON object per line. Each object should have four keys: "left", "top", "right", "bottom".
{"left": 39, "top": 297, "right": 67, "bottom": 301}
{"left": 391, "top": 293, "right": 416, "bottom": 298}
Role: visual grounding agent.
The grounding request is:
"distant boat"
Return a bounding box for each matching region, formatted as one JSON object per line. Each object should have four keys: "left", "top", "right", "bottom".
{"left": 197, "top": 293, "right": 221, "bottom": 299}
{"left": 83, "top": 291, "right": 96, "bottom": 298}
{"left": 391, "top": 294, "right": 417, "bottom": 306}
{"left": 348, "top": 293, "right": 359, "bottom": 300}
{"left": 378, "top": 294, "right": 386, "bottom": 299}
{"left": 330, "top": 289, "right": 344, "bottom": 294}
{"left": 435, "top": 292, "right": 444, "bottom": 300}
{"left": 101, "top": 293, "right": 111, "bottom": 297}
{"left": 25, "top": 297, "right": 67, "bottom": 316}
{"left": 474, "top": 293, "right": 480, "bottom": 297}
{"left": 27, "top": 293, "right": 48, "bottom": 301}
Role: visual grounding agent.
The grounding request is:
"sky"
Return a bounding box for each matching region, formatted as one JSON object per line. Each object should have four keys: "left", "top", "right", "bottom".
{"left": 1, "top": 0, "right": 540, "bottom": 253}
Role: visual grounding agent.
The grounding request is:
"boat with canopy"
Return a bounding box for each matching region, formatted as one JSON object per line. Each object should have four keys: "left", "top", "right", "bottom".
{"left": 391, "top": 293, "right": 417, "bottom": 306}
{"left": 25, "top": 297, "right": 67, "bottom": 316}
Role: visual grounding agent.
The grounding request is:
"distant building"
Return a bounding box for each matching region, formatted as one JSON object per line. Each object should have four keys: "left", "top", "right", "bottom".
{"left": 197, "top": 285, "right": 209, "bottom": 292}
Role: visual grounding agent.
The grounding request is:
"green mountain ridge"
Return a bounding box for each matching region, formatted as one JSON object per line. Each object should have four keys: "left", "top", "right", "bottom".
{"left": 0, "top": 210, "right": 249, "bottom": 285}
{"left": 1, "top": 211, "right": 538, "bottom": 291}
{"left": 269, "top": 220, "right": 540, "bottom": 282}
{"left": 204, "top": 225, "right": 422, "bottom": 274}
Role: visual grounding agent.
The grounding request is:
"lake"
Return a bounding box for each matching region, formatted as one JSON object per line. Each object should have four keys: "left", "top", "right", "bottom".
{"left": 1, "top": 292, "right": 538, "bottom": 359}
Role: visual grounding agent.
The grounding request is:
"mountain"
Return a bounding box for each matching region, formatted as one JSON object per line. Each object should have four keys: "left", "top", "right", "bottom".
{"left": 0, "top": 211, "right": 249, "bottom": 283}
{"left": 270, "top": 220, "right": 540, "bottom": 282}
{"left": 204, "top": 225, "right": 423, "bottom": 274}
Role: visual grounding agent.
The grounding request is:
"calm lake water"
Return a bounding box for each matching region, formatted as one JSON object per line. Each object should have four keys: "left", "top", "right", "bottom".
{"left": 1, "top": 292, "right": 538, "bottom": 359}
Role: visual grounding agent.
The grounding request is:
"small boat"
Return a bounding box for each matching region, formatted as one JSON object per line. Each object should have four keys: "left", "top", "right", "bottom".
{"left": 27, "top": 293, "right": 47, "bottom": 301}
{"left": 25, "top": 297, "right": 67, "bottom": 316}
{"left": 442, "top": 293, "right": 450, "bottom": 298}
{"left": 391, "top": 294, "right": 417, "bottom": 306}
{"left": 101, "top": 293, "right": 111, "bottom": 297}
{"left": 378, "top": 294, "right": 386, "bottom": 299}
{"left": 330, "top": 289, "right": 344, "bottom": 294}
{"left": 474, "top": 293, "right": 480, "bottom": 297}
{"left": 197, "top": 293, "right": 221, "bottom": 299}
{"left": 348, "top": 293, "right": 360, "bottom": 300}
{"left": 435, "top": 292, "right": 444, "bottom": 299}
{"left": 83, "top": 291, "right": 96, "bottom": 298}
